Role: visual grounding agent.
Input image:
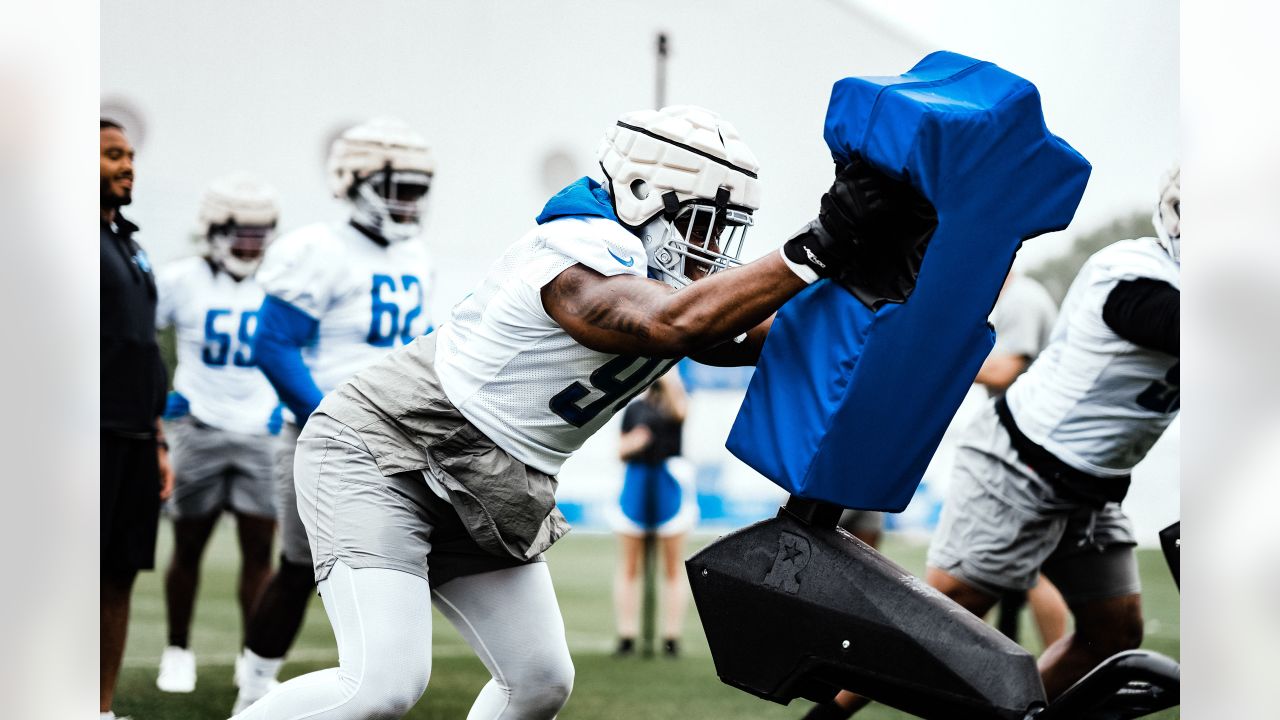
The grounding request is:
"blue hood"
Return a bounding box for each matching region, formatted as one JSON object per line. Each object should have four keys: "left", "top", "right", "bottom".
{"left": 536, "top": 177, "right": 619, "bottom": 225}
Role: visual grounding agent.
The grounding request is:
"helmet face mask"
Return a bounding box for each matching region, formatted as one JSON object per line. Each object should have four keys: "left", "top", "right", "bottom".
{"left": 208, "top": 222, "right": 275, "bottom": 279}
{"left": 639, "top": 193, "right": 753, "bottom": 288}
{"left": 349, "top": 165, "right": 432, "bottom": 243}
{"left": 329, "top": 117, "right": 435, "bottom": 244}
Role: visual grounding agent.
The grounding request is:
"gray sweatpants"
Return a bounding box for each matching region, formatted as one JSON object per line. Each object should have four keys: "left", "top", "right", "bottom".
{"left": 235, "top": 410, "right": 574, "bottom": 719}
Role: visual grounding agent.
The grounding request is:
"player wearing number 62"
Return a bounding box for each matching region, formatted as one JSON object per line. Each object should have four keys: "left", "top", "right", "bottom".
{"left": 152, "top": 174, "right": 284, "bottom": 697}
{"left": 229, "top": 105, "right": 936, "bottom": 720}
{"left": 230, "top": 118, "right": 438, "bottom": 714}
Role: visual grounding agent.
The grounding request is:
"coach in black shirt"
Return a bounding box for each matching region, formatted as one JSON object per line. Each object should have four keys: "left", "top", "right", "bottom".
{"left": 100, "top": 118, "right": 172, "bottom": 720}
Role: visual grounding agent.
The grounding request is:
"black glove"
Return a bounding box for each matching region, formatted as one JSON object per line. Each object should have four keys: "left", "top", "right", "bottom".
{"left": 783, "top": 155, "right": 938, "bottom": 310}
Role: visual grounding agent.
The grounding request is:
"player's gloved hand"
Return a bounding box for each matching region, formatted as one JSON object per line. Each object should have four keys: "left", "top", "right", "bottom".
{"left": 781, "top": 154, "right": 938, "bottom": 310}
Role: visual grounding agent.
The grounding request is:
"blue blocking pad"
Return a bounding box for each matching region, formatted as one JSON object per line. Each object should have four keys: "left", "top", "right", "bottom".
{"left": 726, "top": 51, "right": 1091, "bottom": 511}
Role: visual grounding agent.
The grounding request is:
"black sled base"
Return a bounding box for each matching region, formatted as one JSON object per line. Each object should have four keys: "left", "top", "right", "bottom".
{"left": 687, "top": 509, "right": 1046, "bottom": 720}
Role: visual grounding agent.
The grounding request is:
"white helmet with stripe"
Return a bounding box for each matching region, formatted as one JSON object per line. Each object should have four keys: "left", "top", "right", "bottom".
{"left": 597, "top": 105, "right": 761, "bottom": 288}
{"left": 197, "top": 173, "right": 279, "bottom": 279}
{"left": 328, "top": 116, "right": 435, "bottom": 243}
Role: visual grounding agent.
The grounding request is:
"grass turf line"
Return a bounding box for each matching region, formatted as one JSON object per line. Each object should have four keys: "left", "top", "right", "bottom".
{"left": 115, "top": 519, "right": 1180, "bottom": 719}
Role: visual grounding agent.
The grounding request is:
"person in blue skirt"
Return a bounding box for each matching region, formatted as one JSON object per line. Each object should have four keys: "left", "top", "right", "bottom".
{"left": 610, "top": 371, "right": 697, "bottom": 657}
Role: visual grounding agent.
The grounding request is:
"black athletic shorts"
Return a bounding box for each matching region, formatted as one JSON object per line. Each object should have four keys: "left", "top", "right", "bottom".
{"left": 101, "top": 430, "right": 162, "bottom": 573}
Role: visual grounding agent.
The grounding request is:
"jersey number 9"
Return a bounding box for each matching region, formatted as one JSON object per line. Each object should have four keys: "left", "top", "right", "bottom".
{"left": 550, "top": 356, "right": 676, "bottom": 428}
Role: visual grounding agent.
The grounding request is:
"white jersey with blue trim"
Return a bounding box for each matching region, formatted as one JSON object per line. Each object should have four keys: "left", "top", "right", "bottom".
{"left": 435, "top": 217, "right": 674, "bottom": 475}
{"left": 155, "top": 256, "right": 280, "bottom": 435}
{"left": 255, "top": 221, "right": 436, "bottom": 396}
{"left": 1005, "top": 238, "right": 1180, "bottom": 476}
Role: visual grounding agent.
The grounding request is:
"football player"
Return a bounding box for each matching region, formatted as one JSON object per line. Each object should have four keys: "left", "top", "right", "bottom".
{"left": 924, "top": 166, "right": 1181, "bottom": 700}
{"left": 231, "top": 105, "right": 933, "bottom": 720}
{"left": 232, "top": 118, "right": 438, "bottom": 714}
{"left": 154, "top": 174, "right": 283, "bottom": 694}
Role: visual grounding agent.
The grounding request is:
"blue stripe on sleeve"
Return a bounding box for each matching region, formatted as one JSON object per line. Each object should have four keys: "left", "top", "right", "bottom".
{"left": 254, "top": 295, "right": 324, "bottom": 426}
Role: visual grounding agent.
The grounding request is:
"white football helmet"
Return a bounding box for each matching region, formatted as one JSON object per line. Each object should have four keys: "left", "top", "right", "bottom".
{"left": 1153, "top": 164, "right": 1180, "bottom": 264}
{"left": 328, "top": 116, "right": 435, "bottom": 243}
{"left": 197, "top": 173, "right": 280, "bottom": 279}
{"left": 597, "top": 105, "right": 761, "bottom": 288}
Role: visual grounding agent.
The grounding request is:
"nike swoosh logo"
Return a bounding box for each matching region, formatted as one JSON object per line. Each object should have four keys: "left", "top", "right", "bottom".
{"left": 608, "top": 248, "right": 636, "bottom": 267}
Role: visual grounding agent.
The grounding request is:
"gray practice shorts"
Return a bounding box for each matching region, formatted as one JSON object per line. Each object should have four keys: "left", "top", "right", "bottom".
{"left": 275, "top": 422, "right": 311, "bottom": 565}
{"left": 293, "top": 412, "right": 536, "bottom": 587}
{"left": 165, "top": 416, "right": 276, "bottom": 520}
{"left": 927, "top": 402, "right": 1140, "bottom": 605}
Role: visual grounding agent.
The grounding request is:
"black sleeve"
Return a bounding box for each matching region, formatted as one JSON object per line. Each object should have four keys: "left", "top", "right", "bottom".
{"left": 1101, "top": 278, "right": 1179, "bottom": 356}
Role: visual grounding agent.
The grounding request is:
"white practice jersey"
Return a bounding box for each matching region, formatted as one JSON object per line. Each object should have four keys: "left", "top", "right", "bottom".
{"left": 256, "top": 221, "right": 436, "bottom": 395}
{"left": 156, "top": 257, "right": 280, "bottom": 435}
{"left": 1005, "top": 238, "right": 1180, "bottom": 476}
{"left": 435, "top": 217, "right": 675, "bottom": 475}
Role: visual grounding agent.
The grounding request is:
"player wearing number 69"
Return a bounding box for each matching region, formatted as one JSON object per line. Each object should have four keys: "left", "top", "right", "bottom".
{"left": 230, "top": 118, "right": 438, "bottom": 714}
{"left": 152, "top": 174, "right": 285, "bottom": 695}
{"left": 229, "top": 105, "right": 936, "bottom": 720}
{"left": 919, "top": 166, "right": 1181, "bottom": 707}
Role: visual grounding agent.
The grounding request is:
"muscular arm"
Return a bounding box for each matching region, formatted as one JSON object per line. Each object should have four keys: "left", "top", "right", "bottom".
{"left": 690, "top": 315, "right": 775, "bottom": 367}
{"left": 541, "top": 252, "right": 807, "bottom": 360}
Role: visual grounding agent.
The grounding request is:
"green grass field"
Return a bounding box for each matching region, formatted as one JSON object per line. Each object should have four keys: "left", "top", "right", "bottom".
{"left": 115, "top": 520, "right": 1180, "bottom": 719}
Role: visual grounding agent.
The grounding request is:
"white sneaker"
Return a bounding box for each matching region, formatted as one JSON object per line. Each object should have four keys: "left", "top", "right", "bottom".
{"left": 156, "top": 645, "right": 196, "bottom": 693}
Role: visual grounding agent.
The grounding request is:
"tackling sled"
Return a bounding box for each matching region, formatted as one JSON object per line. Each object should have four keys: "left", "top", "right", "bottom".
{"left": 726, "top": 51, "right": 1091, "bottom": 510}
{"left": 688, "top": 500, "right": 1180, "bottom": 719}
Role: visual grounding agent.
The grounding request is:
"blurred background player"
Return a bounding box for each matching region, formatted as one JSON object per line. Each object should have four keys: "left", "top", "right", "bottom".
{"left": 153, "top": 175, "right": 283, "bottom": 694}
{"left": 232, "top": 117, "right": 438, "bottom": 713}
{"left": 229, "top": 105, "right": 932, "bottom": 720}
{"left": 101, "top": 118, "right": 173, "bottom": 720}
{"left": 924, "top": 165, "right": 1181, "bottom": 700}
{"left": 611, "top": 371, "right": 697, "bottom": 658}
{"left": 976, "top": 272, "right": 1058, "bottom": 396}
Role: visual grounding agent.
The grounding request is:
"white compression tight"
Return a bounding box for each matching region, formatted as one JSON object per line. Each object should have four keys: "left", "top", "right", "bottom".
{"left": 233, "top": 560, "right": 574, "bottom": 720}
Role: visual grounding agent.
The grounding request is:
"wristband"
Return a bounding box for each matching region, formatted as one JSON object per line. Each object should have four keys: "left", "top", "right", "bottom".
{"left": 778, "top": 246, "right": 820, "bottom": 284}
